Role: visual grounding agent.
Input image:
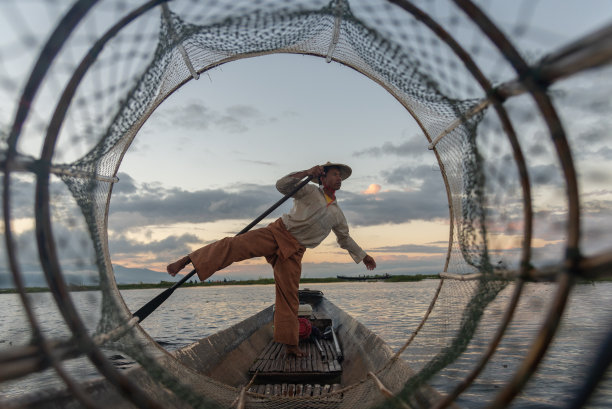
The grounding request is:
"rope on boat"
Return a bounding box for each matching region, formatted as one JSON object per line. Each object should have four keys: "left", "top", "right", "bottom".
{"left": 233, "top": 370, "right": 258, "bottom": 408}
{"left": 368, "top": 372, "right": 410, "bottom": 409}
{"left": 236, "top": 387, "right": 247, "bottom": 409}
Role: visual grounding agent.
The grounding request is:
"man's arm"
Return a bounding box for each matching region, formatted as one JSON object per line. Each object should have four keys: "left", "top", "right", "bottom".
{"left": 335, "top": 231, "right": 376, "bottom": 271}
{"left": 277, "top": 165, "right": 326, "bottom": 196}
{"left": 289, "top": 165, "right": 325, "bottom": 181}
{"left": 332, "top": 209, "right": 377, "bottom": 270}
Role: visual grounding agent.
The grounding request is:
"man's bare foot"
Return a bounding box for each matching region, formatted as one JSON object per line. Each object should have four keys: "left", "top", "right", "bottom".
{"left": 285, "top": 344, "right": 304, "bottom": 357}
{"left": 166, "top": 255, "right": 190, "bottom": 277}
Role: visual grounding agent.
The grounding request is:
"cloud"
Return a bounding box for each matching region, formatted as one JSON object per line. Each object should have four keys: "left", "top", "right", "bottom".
{"left": 109, "top": 164, "right": 448, "bottom": 232}
{"left": 1, "top": 222, "right": 98, "bottom": 279}
{"left": 381, "top": 164, "right": 442, "bottom": 188}
{"left": 109, "top": 232, "right": 202, "bottom": 266}
{"left": 156, "top": 101, "right": 213, "bottom": 130}
{"left": 110, "top": 233, "right": 201, "bottom": 255}
{"left": 576, "top": 124, "right": 610, "bottom": 147}
{"left": 341, "top": 189, "right": 448, "bottom": 226}
{"left": 593, "top": 146, "right": 612, "bottom": 160}
{"left": 530, "top": 163, "right": 564, "bottom": 187}
{"left": 530, "top": 242, "right": 566, "bottom": 267}
{"left": 353, "top": 137, "right": 428, "bottom": 158}
{"left": 113, "top": 172, "right": 138, "bottom": 195}
{"left": 4, "top": 175, "right": 36, "bottom": 219}
{"left": 108, "top": 177, "right": 282, "bottom": 230}
{"left": 372, "top": 243, "right": 447, "bottom": 254}
{"left": 241, "top": 159, "right": 275, "bottom": 166}
{"left": 9, "top": 158, "right": 610, "bottom": 281}
{"left": 340, "top": 164, "right": 448, "bottom": 225}
{"left": 6, "top": 170, "right": 447, "bottom": 253}
{"left": 362, "top": 184, "right": 381, "bottom": 195}
{"left": 219, "top": 105, "right": 264, "bottom": 132}
{"left": 108, "top": 163, "right": 450, "bottom": 233}
{"left": 154, "top": 101, "right": 270, "bottom": 134}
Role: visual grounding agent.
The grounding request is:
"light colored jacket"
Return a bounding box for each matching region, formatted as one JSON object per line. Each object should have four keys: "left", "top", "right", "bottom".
{"left": 276, "top": 174, "right": 367, "bottom": 263}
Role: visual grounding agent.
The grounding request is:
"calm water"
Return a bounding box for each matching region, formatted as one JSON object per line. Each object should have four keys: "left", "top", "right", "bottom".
{"left": 1, "top": 281, "right": 611, "bottom": 408}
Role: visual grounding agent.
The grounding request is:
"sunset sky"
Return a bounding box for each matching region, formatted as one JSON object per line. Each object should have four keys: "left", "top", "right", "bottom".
{"left": 1, "top": 1, "right": 611, "bottom": 287}
{"left": 108, "top": 53, "right": 452, "bottom": 279}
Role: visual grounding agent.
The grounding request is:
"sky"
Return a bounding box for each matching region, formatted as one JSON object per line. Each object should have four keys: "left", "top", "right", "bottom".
{"left": 1, "top": 0, "right": 611, "bottom": 287}
{"left": 109, "top": 53, "right": 452, "bottom": 279}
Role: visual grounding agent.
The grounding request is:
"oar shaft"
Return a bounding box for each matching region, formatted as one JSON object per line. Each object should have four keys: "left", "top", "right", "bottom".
{"left": 237, "top": 176, "right": 313, "bottom": 235}
{"left": 170, "top": 268, "right": 197, "bottom": 290}
{"left": 132, "top": 175, "right": 313, "bottom": 323}
{"left": 331, "top": 326, "right": 343, "bottom": 362}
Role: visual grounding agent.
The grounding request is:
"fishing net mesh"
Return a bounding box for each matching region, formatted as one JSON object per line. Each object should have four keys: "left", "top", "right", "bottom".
{"left": 1, "top": 0, "right": 611, "bottom": 408}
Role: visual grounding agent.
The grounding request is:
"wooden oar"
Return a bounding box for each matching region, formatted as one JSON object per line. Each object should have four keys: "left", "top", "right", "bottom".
{"left": 132, "top": 175, "right": 314, "bottom": 323}
{"left": 313, "top": 337, "right": 327, "bottom": 360}
{"left": 331, "top": 325, "right": 343, "bottom": 362}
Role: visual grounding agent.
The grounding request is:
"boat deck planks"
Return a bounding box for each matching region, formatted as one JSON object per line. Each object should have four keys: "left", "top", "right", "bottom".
{"left": 248, "top": 382, "right": 342, "bottom": 399}
{"left": 249, "top": 337, "right": 342, "bottom": 381}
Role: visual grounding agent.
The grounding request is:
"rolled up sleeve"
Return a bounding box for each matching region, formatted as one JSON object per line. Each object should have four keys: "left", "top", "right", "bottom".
{"left": 276, "top": 174, "right": 311, "bottom": 199}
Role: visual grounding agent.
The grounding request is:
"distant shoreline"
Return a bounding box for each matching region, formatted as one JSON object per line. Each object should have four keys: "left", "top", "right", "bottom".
{"left": 2, "top": 274, "right": 609, "bottom": 294}
{"left": 0, "top": 274, "right": 439, "bottom": 294}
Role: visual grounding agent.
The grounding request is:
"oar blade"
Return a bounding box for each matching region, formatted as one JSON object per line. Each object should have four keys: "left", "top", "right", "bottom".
{"left": 132, "top": 287, "right": 175, "bottom": 322}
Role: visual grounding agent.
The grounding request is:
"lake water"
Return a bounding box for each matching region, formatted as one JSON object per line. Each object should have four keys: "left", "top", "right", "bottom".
{"left": 1, "top": 281, "right": 611, "bottom": 408}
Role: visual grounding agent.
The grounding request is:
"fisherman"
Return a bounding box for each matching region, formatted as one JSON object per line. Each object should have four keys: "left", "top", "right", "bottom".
{"left": 166, "top": 162, "right": 376, "bottom": 356}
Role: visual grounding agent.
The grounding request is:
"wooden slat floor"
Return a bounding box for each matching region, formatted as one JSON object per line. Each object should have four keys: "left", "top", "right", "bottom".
{"left": 248, "top": 337, "right": 342, "bottom": 380}
{"left": 247, "top": 382, "right": 342, "bottom": 398}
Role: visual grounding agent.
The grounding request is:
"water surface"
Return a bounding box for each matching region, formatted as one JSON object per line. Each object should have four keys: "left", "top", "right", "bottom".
{"left": 1, "top": 281, "right": 611, "bottom": 408}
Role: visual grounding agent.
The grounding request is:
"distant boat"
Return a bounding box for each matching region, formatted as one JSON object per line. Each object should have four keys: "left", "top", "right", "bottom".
{"left": 336, "top": 274, "right": 391, "bottom": 281}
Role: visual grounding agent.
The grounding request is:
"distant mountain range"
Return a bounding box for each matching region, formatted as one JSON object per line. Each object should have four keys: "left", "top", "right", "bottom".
{"left": 112, "top": 264, "right": 181, "bottom": 285}
{"left": 0, "top": 265, "right": 182, "bottom": 289}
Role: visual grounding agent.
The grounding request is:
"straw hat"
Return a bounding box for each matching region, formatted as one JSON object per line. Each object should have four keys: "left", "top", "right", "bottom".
{"left": 314, "top": 162, "right": 352, "bottom": 184}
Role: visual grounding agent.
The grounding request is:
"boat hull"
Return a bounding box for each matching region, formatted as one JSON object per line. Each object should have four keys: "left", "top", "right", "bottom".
{"left": 7, "top": 296, "right": 451, "bottom": 409}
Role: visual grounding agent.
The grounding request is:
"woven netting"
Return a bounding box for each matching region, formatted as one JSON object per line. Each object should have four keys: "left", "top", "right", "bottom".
{"left": 66, "top": 3, "right": 496, "bottom": 406}
{"left": 2, "top": 0, "right": 611, "bottom": 408}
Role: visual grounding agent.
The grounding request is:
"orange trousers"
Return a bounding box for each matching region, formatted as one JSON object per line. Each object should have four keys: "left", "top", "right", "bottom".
{"left": 189, "top": 218, "right": 305, "bottom": 346}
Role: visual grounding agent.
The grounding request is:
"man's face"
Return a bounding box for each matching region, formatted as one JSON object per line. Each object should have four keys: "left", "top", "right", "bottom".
{"left": 321, "top": 167, "right": 342, "bottom": 190}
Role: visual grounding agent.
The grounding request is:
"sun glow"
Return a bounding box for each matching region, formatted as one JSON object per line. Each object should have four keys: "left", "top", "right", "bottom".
{"left": 362, "top": 184, "right": 381, "bottom": 195}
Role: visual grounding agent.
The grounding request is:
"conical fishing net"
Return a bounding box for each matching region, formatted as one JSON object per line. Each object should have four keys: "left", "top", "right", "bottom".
{"left": 1, "top": 1, "right": 612, "bottom": 408}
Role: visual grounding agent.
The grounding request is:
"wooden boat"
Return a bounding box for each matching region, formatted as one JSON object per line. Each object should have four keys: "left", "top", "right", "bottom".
{"left": 8, "top": 290, "right": 452, "bottom": 409}
{"left": 336, "top": 274, "right": 392, "bottom": 281}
